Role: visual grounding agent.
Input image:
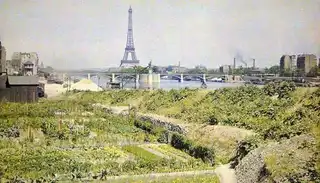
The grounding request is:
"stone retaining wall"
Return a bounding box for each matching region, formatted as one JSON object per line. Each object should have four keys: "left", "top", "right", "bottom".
{"left": 137, "top": 115, "right": 187, "bottom": 135}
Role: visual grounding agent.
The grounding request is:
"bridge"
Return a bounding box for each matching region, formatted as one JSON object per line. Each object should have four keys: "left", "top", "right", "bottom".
{"left": 63, "top": 72, "right": 229, "bottom": 83}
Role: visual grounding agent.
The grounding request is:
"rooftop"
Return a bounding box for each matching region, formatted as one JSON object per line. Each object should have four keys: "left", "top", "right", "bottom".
{"left": 8, "top": 76, "right": 39, "bottom": 85}
{"left": 23, "top": 61, "right": 34, "bottom": 65}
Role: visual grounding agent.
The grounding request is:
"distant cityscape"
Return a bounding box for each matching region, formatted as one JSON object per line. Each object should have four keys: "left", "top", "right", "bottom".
{"left": 0, "top": 6, "right": 319, "bottom": 78}
{"left": 1, "top": 38, "right": 320, "bottom": 78}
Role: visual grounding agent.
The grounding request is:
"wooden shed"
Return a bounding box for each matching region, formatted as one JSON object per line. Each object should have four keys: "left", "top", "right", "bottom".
{"left": 0, "top": 75, "right": 39, "bottom": 103}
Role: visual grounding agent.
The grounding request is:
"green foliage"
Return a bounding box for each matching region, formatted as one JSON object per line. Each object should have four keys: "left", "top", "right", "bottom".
{"left": 133, "top": 120, "right": 215, "bottom": 164}
{"left": 0, "top": 97, "right": 209, "bottom": 181}
{"left": 265, "top": 65, "right": 280, "bottom": 74}
{"left": 171, "top": 133, "right": 215, "bottom": 165}
{"left": 121, "top": 66, "right": 150, "bottom": 74}
{"left": 74, "top": 84, "right": 319, "bottom": 143}
{"left": 263, "top": 81, "right": 296, "bottom": 98}
{"left": 118, "top": 175, "right": 220, "bottom": 183}
{"left": 123, "top": 145, "right": 161, "bottom": 161}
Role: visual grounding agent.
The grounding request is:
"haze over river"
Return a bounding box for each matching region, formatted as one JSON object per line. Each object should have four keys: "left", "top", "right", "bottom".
{"left": 86, "top": 76, "right": 244, "bottom": 90}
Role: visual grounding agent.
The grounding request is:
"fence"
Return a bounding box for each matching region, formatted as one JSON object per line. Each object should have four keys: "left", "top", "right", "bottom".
{"left": 0, "top": 86, "right": 38, "bottom": 103}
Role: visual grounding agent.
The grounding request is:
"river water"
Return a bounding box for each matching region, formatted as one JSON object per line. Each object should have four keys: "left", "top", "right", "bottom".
{"left": 86, "top": 76, "right": 243, "bottom": 90}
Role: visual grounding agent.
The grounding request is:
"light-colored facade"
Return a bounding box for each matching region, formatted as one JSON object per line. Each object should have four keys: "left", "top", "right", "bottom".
{"left": 279, "top": 55, "right": 293, "bottom": 75}
{"left": 0, "top": 45, "right": 6, "bottom": 74}
{"left": 296, "top": 54, "right": 317, "bottom": 75}
{"left": 219, "top": 65, "right": 231, "bottom": 74}
{"left": 11, "top": 52, "right": 39, "bottom": 76}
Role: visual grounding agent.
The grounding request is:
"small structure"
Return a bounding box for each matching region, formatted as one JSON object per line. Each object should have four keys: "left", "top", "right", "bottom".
{"left": 0, "top": 75, "right": 39, "bottom": 103}
{"left": 23, "top": 61, "right": 34, "bottom": 76}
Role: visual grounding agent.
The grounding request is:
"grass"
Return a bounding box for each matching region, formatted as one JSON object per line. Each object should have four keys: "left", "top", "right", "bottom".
{"left": 108, "top": 175, "right": 220, "bottom": 183}
{"left": 122, "top": 145, "right": 161, "bottom": 161}
{"left": 144, "top": 144, "right": 193, "bottom": 160}
{"left": 264, "top": 154, "right": 297, "bottom": 179}
{"left": 0, "top": 98, "right": 210, "bottom": 182}
{"left": 2, "top": 83, "right": 319, "bottom": 181}
{"left": 64, "top": 84, "right": 320, "bottom": 179}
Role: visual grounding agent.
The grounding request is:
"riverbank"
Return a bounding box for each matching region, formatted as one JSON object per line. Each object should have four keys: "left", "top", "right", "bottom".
{"left": 1, "top": 83, "right": 319, "bottom": 182}
{"left": 63, "top": 83, "right": 320, "bottom": 182}
{"left": 0, "top": 96, "right": 221, "bottom": 182}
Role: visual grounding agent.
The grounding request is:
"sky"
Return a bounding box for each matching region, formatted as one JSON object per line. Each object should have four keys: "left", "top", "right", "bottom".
{"left": 0, "top": 0, "right": 319, "bottom": 70}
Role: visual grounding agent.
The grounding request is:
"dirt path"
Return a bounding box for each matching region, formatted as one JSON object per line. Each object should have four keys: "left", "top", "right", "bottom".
{"left": 215, "top": 164, "right": 237, "bottom": 183}
{"left": 93, "top": 104, "right": 239, "bottom": 183}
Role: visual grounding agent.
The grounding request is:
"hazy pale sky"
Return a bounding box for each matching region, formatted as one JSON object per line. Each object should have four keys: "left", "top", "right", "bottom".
{"left": 0, "top": 0, "right": 319, "bottom": 69}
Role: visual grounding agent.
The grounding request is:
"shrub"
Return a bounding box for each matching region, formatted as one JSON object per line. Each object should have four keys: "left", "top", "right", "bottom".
{"left": 171, "top": 133, "right": 215, "bottom": 165}
{"left": 263, "top": 81, "right": 296, "bottom": 99}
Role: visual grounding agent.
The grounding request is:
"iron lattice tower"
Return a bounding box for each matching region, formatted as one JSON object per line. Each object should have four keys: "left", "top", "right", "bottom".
{"left": 120, "top": 6, "right": 139, "bottom": 68}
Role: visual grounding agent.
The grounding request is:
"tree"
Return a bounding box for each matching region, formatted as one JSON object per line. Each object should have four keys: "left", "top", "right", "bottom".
{"left": 265, "top": 65, "right": 280, "bottom": 75}
{"left": 152, "top": 66, "right": 160, "bottom": 73}
{"left": 263, "top": 81, "right": 296, "bottom": 99}
{"left": 306, "top": 67, "right": 318, "bottom": 77}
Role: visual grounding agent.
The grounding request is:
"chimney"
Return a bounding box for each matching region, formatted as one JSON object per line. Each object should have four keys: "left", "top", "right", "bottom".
{"left": 252, "top": 59, "right": 256, "bottom": 69}
{"left": 233, "top": 58, "right": 236, "bottom": 69}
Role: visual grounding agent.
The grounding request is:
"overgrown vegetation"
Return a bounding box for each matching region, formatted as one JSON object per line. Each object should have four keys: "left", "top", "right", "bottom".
{"left": 72, "top": 82, "right": 320, "bottom": 178}
{"left": 113, "top": 175, "right": 220, "bottom": 183}
{"left": 0, "top": 99, "right": 211, "bottom": 182}
{"left": 1, "top": 82, "right": 319, "bottom": 182}
{"left": 134, "top": 120, "right": 215, "bottom": 164}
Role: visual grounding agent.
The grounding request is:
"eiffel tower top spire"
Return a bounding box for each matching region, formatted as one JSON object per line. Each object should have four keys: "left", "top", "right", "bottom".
{"left": 120, "top": 6, "right": 139, "bottom": 68}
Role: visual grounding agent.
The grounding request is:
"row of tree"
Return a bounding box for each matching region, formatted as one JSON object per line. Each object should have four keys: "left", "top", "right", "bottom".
{"left": 119, "top": 65, "right": 320, "bottom": 77}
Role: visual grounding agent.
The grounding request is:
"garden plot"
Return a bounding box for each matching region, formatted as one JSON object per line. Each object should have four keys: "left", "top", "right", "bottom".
{"left": 0, "top": 99, "right": 213, "bottom": 182}
{"left": 140, "top": 144, "right": 195, "bottom": 162}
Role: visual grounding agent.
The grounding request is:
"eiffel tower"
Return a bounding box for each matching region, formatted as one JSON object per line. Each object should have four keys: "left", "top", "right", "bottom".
{"left": 120, "top": 6, "right": 139, "bottom": 68}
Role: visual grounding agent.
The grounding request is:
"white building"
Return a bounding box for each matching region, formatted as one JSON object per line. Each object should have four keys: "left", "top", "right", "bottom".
{"left": 0, "top": 42, "right": 6, "bottom": 74}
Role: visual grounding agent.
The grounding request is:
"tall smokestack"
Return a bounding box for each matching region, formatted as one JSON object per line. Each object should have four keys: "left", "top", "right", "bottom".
{"left": 233, "top": 58, "right": 236, "bottom": 69}
{"left": 253, "top": 59, "right": 256, "bottom": 69}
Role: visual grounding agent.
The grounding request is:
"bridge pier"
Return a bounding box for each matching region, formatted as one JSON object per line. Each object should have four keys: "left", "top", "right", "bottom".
{"left": 111, "top": 73, "right": 116, "bottom": 82}
{"left": 135, "top": 74, "right": 139, "bottom": 86}
{"left": 203, "top": 74, "right": 206, "bottom": 83}
{"left": 180, "top": 74, "right": 184, "bottom": 83}
{"left": 148, "top": 73, "right": 153, "bottom": 86}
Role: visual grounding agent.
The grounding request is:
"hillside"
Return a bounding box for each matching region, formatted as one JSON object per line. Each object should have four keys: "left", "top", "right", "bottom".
{"left": 66, "top": 82, "right": 320, "bottom": 182}
{"left": 0, "top": 82, "right": 319, "bottom": 182}
{"left": 0, "top": 100, "right": 218, "bottom": 182}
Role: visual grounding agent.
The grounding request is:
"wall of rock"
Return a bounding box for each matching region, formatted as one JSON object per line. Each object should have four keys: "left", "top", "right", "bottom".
{"left": 235, "top": 135, "right": 317, "bottom": 183}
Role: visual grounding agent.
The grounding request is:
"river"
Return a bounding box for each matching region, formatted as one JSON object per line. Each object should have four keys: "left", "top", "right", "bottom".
{"left": 86, "top": 76, "right": 244, "bottom": 90}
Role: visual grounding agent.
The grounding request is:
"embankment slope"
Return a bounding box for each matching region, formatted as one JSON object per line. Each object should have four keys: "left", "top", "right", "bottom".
{"left": 66, "top": 83, "right": 320, "bottom": 182}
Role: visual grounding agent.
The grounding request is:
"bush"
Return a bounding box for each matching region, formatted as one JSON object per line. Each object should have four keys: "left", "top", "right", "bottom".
{"left": 171, "top": 133, "right": 215, "bottom": 165}
{"left": 263, "top": 81, "right": 296, "bottom": 99}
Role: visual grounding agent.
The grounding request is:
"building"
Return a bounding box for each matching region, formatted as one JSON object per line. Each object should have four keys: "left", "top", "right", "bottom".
{"left": 296, "top": 54, "right": 317, "bottom": 76}
{"left": 0, "top": 75, "right": 39, "bottom": 103}
{"left": 23, "top": 61, "right": 35, "bottom": 76}
{"left": 5, "top": 60, "right": 15, "bottom": 75}
{"left": 0, "top": 41, "right": 6, "bottom": 74}
{"left": 11, "top": 52, "right": 39, "bottom": 76}
{"left": 167, "top": 65, "right": 188, "bottom": 73}
{"left": 219, "top": 65, "right": 231, "bottom": 74}
{"left": 279, "top": 55, "right": 294, "bottom": 75}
